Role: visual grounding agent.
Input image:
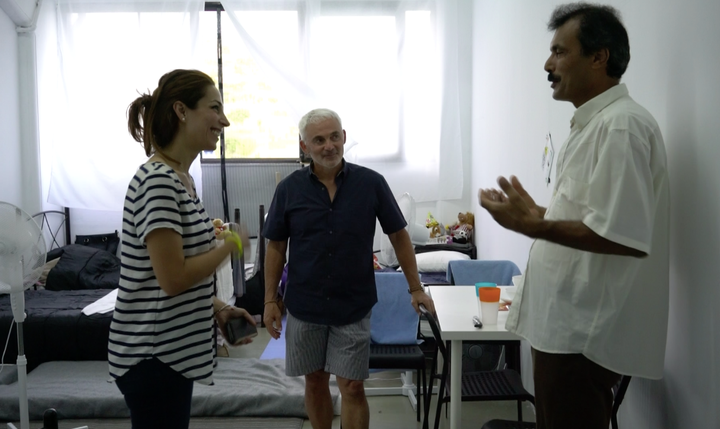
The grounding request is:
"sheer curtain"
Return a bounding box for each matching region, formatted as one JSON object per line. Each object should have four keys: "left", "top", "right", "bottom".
{"left": 220, "top": 0, "right": 464, "bottom": 202}
{"left": 44, "top": 0, "right": 465, "bottom": 209}
{"left": 46, "top": 0, "right": 206, "bottom": 210}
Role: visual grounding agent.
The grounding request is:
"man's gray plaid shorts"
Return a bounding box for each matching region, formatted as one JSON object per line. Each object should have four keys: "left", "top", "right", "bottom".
{"left": 285, "top": 310, "right": 371, "bottom": 380}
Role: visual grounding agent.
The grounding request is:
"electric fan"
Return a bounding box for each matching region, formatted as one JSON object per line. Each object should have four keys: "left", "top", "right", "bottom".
{"left": 379, "top": 192, "right": 428, "bottom": 267}
{"left": 0, "top": 202, "right": 46, "bottom": 429}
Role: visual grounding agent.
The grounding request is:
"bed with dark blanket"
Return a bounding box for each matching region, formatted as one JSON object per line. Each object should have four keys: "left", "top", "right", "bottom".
{"left": 0, "top": 289, "right": 113, "bottom": 372}
{"left": 375, "top": 267, "right": 450, "bottom": 285}
{"left": 0, "top": 244, "right": 118, "bottom": 372}
{"left": 0, "top": 208, "right": 120, "bottom": 372}
{"left": 1, "top": 207, "right": 260, "bottom": 374}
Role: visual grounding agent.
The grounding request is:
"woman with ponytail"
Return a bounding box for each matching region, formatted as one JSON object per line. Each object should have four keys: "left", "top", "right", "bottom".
{"left": 109, "top": 69, "right": 253, "bottom": 429}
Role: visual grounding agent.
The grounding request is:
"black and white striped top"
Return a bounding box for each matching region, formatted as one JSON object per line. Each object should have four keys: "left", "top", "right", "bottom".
{"left": 108, "top": 161, "right": 216, "bottom": 385}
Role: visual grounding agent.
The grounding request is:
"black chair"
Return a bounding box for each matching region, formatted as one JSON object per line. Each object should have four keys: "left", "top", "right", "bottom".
{"left": 481, "top": 375, "right": 632, "bottom": 429}
{"left": 368, "top": 272, "right": 429, "bottom": 422}
{"left": 369, "top": 343, "right": 427, "bottom": 422}
{"left": 419, "top": 304, "right": 534, "bottom": 429}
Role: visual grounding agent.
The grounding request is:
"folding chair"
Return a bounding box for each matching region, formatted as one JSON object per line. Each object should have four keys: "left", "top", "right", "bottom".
{"left": 481, "top": 376, "right": 632, "bottom": 429}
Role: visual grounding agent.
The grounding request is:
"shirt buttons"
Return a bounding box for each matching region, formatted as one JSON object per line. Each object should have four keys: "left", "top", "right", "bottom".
{"left": 329, "top": 230, "right": 333, "bottom": 234}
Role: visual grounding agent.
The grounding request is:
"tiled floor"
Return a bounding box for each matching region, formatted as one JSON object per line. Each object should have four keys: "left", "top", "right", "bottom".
{"left": 226, "top": 326, "right": 536, "bottom": 429}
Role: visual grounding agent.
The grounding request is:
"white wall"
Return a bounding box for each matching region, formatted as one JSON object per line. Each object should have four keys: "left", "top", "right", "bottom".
{"left": 472, "top": 0, "right": 720, "bottom": 428}
{"left": 0, "top": 7, "right": 22, "bottom": 208}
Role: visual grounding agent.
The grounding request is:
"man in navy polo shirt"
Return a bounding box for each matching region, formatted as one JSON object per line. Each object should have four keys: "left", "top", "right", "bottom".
{"left": 263, "top": 108, "right": 435, "bottom": 429}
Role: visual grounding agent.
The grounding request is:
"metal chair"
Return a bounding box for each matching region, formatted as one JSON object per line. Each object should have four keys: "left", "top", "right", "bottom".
{"left": 481, "top": 375, "right": 632, "bottom": 429}
{"left": 368, "top": 272, "right": 428, "bottom": 422}
{"left": 419, "top": 304, "right": 534, "bottom": 429}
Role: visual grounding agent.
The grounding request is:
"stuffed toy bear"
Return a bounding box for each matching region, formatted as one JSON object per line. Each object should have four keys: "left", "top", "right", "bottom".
{"left": 448, "top": 212, "right": 474, "bottom": 243}
{"left": 212, "top": 218, "right": 228, "bottom": 239}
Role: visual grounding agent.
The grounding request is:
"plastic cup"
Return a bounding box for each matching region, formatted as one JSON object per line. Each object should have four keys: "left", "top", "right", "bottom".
{"left": 478, "top": 287, "right": 501, "bottom": 325}
{"left": 475, "top": 282, "right": 497, "bottom": 297}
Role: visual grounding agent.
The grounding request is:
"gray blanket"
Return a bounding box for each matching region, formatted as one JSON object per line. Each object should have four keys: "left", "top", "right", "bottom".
{"left": 0, "top": 359, "right": 340, "bottom": 421}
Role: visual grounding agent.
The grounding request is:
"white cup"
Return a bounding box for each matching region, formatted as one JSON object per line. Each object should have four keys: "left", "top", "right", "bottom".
{"left": 480, "top": 301, "right": 499, "bottom": 325}
{"left": 478, "top": 287, "right": 500, "bottom": 325}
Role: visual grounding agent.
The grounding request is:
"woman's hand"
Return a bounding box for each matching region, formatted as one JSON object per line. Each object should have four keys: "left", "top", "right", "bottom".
{"left": 215, "top": 306, "right": 256, "bottom": 345}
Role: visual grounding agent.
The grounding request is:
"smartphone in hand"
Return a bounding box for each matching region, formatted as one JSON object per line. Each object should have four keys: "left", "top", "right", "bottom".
{"left": 226, "top": 317, "right": 258, "bottom": 345}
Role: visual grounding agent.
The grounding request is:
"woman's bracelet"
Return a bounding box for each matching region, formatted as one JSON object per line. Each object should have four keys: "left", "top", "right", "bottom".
{"left": 264, "top": 299, "right": 278, "bottom": 307}
{"left": 213, "top": 303, "right": 231, "bottom": 317}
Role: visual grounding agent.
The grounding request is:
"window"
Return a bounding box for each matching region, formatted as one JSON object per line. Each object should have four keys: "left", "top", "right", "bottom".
{"left": 198, "top": 10, "right": 300, "bottom": 160}
{"left": 199, "top": 2, "right": 439, "bottom": 163}
{"left": 46, "top": 1, "right": 459, "bottom": 212}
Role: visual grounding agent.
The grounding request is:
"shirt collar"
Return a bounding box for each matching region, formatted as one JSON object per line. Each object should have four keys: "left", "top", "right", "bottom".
{"left": 571, "top": 83, "right": 628, "bottom": 130}
{"left": 306, "top": 158, "right": 348, "bottom": 180}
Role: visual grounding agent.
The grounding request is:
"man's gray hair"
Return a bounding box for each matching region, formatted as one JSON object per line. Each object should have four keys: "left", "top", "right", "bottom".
{"left": 298, "top": 108, "right": 342, "bottom": 140}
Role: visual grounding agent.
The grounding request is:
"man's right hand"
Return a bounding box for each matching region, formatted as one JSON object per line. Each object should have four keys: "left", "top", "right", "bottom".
{"left": 263, "top": 301, "right": 283, "bottom": 340}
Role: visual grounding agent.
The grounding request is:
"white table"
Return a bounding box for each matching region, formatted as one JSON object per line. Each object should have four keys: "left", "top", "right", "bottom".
{"left": 427, "top": 285, "right": 523, "bottom": 429}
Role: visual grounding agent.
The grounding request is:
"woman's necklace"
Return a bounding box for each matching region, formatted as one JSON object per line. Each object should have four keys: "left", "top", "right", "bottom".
{"left": 154, "top": 150, "right": 196, "bottom": 198}
{"left": 154, "top": 150, "right": 183, "bottom": 170}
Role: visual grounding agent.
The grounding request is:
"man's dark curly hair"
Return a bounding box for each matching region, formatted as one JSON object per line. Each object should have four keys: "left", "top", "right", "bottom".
{"left": 548, "top": 3, "right": 630, "bottom": 79}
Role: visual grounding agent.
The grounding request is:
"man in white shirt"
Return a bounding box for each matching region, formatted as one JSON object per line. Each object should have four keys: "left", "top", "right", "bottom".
{"left": 479, "top": 4, "right": 669, "bottom": 429}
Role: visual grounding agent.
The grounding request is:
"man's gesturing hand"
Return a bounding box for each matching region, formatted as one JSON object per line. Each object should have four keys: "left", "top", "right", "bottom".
{"left": 479, "top": 176, "right": 542, "bottom": 236}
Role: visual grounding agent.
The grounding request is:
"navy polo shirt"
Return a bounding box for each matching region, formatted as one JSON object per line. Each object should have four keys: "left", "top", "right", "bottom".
{"left": 263, "top": 160, "right": 407, "bottom": 326}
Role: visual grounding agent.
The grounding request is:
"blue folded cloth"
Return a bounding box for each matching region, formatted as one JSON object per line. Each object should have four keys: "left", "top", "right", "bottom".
{"left": 371, "top": 272, "right": 419, "bottom": 345}
{"left": 447, "top": 260, "right": 521, "bottom": 285}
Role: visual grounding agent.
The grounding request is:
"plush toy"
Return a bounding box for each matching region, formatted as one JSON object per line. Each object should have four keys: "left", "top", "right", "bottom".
{"left": 452, "top": 229, "right": 469, "bottom": 244}
{"left": 447, "top": 212, "right": 474, "bottom": 243}
{"left": 213, "top": 218, "right": 232, "bottom": 240}
{"left": 425, "top": 212, "right": 444, "bottom": 238}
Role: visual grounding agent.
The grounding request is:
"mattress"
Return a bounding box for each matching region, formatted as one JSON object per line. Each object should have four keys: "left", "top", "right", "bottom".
{"left": 0, "top": 289, "right": 112, "bottom": 372}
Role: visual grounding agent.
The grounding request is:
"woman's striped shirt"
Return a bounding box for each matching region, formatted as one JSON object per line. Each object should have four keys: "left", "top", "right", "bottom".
{"left": 108, "top": 161, "right": 216, "bottom": 385}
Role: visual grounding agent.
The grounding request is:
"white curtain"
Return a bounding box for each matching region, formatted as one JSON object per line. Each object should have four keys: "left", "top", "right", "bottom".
{"left": 46, "top": 0, "right": 206, "bottom": 211}
{"left": 219, "top": 0, "right": 463, "bottom": 202}
{"left": 44, "top": 0, "right": 464, "bottom": 209}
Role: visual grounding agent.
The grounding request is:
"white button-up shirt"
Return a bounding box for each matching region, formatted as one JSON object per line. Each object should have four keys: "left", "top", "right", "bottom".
{"left": 506, "top": 84, "right": 670, "bottom": 379}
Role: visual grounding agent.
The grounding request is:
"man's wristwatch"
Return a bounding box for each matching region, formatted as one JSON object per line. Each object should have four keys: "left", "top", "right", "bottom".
{"left": 408, "top": 283, "right": 425, "bottom": 294}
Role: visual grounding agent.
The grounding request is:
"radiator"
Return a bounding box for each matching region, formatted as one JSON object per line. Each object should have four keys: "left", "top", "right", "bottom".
{"left": 201, "top": 162, "right": 303, "bottom": 236}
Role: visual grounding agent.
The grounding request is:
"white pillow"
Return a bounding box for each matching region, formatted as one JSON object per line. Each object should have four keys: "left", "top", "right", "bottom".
{"left": 397, "top": 250, "right": 470, "bottom": 273}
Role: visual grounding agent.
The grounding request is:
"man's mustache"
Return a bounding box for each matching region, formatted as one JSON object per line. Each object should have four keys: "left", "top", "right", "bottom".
{"left": 548, "top": 73, "right": 560, "bottom": 82}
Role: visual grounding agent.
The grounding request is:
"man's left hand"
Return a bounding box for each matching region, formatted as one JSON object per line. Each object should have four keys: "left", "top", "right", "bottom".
{"left": 411, "top": 290, "right": 435, "bottom": 315}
